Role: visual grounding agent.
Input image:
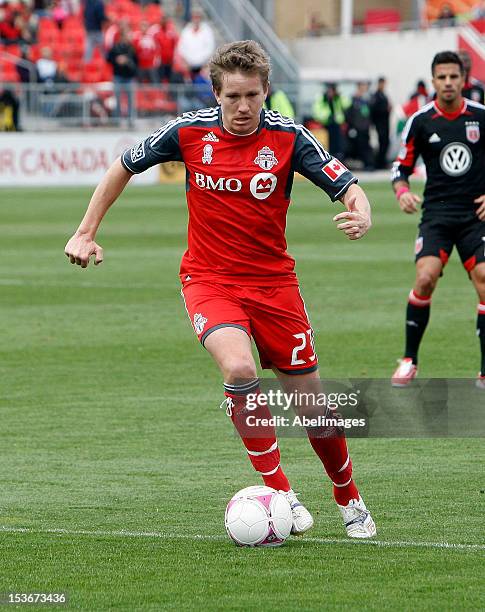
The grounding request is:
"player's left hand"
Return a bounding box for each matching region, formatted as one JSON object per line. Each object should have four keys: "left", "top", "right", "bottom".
{"left": 474, "top": 195, "right": 485, "bottom": 221}
{"left": 333, "top": 196, "right": 371, "bottom": 240}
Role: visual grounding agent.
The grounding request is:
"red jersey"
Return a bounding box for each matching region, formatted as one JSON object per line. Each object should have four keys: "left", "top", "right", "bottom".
{"left": 121, "top": 108, "right": 357, "bottom": 286}
{"left": 132, "top": 31, "right": 160, "bottom": 70}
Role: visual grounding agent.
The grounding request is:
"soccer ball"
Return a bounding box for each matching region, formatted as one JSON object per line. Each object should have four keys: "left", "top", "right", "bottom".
{"left": 224, "top": 485, "right": 293, "bottom": 547}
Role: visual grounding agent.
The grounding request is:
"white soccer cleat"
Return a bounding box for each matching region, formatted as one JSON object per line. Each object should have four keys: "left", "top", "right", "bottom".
{"left": 391, "top": 358, "right": 418, "bottom": 387}
{"left": 338, "top": 496, "right": 376, "bottom": 538}
{"left": 476, "top": 374, "right": 485, "bottom": 390}
{"left": 280, "top": 489, "right": 314, "bottom": 535}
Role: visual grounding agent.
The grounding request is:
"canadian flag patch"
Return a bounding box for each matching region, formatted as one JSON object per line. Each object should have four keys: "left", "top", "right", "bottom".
{"left": 322, "top": 159, "right": 348, "bottom": 182}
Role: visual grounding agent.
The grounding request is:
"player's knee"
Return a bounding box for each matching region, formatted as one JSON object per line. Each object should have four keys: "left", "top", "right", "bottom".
{"left": 472, "top": 266, "right": 485, "bottom": 288}
{"left": 223, "top": 357, "right": 257, "bottom": 384}
{"left": 415, "top": 270, "right": 438, "bottom": 295}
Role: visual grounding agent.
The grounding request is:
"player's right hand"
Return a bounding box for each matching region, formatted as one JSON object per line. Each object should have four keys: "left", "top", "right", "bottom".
{"left": 64, "top": 232, "right": 104, "bottom": 268}
{"left": 398, "top": 191, "right": 421, "bottom": 214}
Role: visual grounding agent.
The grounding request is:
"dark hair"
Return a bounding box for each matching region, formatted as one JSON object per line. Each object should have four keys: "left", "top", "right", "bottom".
{"left": 431, "top": 51, "right": 464, "bottom": 75}
{"left": 209, "top": 40, "right": 271, "bottom": 93}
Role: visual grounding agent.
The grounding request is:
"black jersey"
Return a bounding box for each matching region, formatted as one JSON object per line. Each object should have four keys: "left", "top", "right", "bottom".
{"left": 392, "top": 99, "right": 485, "bottom": 211}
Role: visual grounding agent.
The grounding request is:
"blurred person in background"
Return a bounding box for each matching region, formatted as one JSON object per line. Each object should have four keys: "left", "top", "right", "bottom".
{"left": 177, "top": 8, "right": 215, "bottom": 71}
{"left": 370, "top": 77, "right": 391, "bottom": 169}
{"left": 36, "top": 46, "right": 58, "bottom": 84}
{"left": 83, "top": 0, "right": 107, "bottom": 62}
{"left": 395, "top": 80, "right": 429, "bottom": 134}
{"left": 457, "top": 49, "right": 485, "bottom": 104}
{"left": 472, "top": 0, "right": 485, "bottom": 19}
{"left": 312, "top": 82, "right": 349, "bottom": 160}
{"left": 346, "top": 82, "right": 373, "bottom": 171}
{"left": 176, "top": 0, "right": 191, "bottom": 23}
{"left": 0, "top": 87, "right": 20, "bottom": 131}
{"left": 149, "top": 14, "right": 179, "bottom": 82}
{"left": 107, "top": 26, "right": 138, "bottom": 127}
{"left": 133, "top": 20, "right": 160, "bottom": 84}
{"left": 265, "top": 85, "right": 295, "bottom": 119}
{"left": 434, "top": 3, "right": 456, "bottom": 27}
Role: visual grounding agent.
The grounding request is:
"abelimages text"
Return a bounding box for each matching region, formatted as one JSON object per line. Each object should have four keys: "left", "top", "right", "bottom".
{"left": 246, "top": 415, "right": 366, "bottom": 429}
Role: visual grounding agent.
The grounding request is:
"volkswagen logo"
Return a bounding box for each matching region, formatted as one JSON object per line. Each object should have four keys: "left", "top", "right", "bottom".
{"left": 439, "top": 142, "right": 472, "bottom": 177}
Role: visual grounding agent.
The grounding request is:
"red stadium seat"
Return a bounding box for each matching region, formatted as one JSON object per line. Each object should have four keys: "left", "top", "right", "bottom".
{"left": 144, "top": 4, "right": 163, "bottom": 24}
{"left": 2, "top": 44, "right": 21, "bottom": 58}
{"left": 61, "top": 27, "right": 85, "bottom": 48}
{"left": 364, "top": 9, "right": 401, "bottom": 33}
{"left": 0, "top": 60, "right": 19, "bottom": 82}
{"left": 65, "top": 60, "right": 82, "bottom": 82}
{"left": 82, "top": 59, "right": 107, "bottom": 83}
{"left": 38, "top": 27, "right": 61, "bottom": 46}
{"left": 29, "top": 44, "right": 41, "bottom": 62}
{"left": 38, "top": 17, "right": 58, "bottom": 32}
{"left": 62, "top": 15, "right": 83, "bottom": 30}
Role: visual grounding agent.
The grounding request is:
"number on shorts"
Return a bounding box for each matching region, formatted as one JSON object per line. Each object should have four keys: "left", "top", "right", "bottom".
{"left": 291, "top": 329, "right": 315, "bottom": 365}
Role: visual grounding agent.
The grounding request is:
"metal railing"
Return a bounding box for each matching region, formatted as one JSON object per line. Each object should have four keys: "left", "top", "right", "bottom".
{"left": 1, "top": 82, "right": 301, "bottom": 131}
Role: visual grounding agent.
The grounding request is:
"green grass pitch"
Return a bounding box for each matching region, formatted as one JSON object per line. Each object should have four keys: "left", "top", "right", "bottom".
{"left": 1, "top": 181, "right": 484, "bottom": 610}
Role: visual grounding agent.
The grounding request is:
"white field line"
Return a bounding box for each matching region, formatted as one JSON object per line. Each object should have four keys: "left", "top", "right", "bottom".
{"left": 1, "top": 526, "right": 484, "bottom": 552}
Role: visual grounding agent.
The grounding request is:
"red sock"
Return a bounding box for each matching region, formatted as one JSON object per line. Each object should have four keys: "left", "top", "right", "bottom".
{"left": 224, "top": 380, "right": 290, "bottom": 492}
{"left": 307, "top": 431, "right": 359, "bottom": 506}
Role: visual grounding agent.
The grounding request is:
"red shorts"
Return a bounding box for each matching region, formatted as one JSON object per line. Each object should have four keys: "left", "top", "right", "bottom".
{"left": 181, "top": 281, "right": 318, "bottom": 374}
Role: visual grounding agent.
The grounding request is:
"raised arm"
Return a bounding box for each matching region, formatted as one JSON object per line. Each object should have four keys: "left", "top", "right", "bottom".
{"left": 64, "top": 158, "right": 133, "bottom": 268}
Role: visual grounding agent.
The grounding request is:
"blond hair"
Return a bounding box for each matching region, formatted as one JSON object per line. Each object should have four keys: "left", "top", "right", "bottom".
{"left": 209, "top": 40, "right": 271, "bottom": 93}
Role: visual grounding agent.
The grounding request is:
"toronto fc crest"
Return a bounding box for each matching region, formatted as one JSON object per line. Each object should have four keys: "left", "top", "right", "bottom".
{"left": 254, "top": 146, "right": 278, "bottom": 170}
{"left": 193, "top": 312, "right": 208, "bottom": 334}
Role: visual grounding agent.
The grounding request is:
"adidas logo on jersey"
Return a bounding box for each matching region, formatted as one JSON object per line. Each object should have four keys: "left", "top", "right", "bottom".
{"left": 429, "top": 133, "right": 441, "bottom": 143}
{"left": 202, "top": 131, "right": 219, "bottom": 142}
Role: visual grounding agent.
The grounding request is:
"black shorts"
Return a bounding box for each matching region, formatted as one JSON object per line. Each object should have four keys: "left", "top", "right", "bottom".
{"left": 415, "top": 211, "right": 485, "bottom": 271}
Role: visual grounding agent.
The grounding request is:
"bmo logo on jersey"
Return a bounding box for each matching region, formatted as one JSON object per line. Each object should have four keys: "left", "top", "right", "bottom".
{"left": 250, "top": 172, "right": 278, "bottom": 200}
{"left": 194, "top": 173, "right": 242, "bottom": 191}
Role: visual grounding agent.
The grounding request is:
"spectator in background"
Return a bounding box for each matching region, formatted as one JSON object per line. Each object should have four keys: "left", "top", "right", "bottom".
{"left": 104, "top": 18, "right": 122, "bottom": 53}
{"left": 150, "top": 14, "right": 179, "bottom": 82}
{"left": 312, "top": 82, "right": 349, "bottom": 160}
{"left": 472, "top": 0, "right": 485, "bottom": 19}
{"left": 83, "top": 0, "right": 107, "bottom": 62}
{"left": 107, "top": 26, "right": 138, "bottom": 127}
{"left": 36, "top": 46, "right": 58, "bottom": 84}
{"left": 33, "top": 0, "right": 52, "bottom": 18}
{"left": 370, "top": 77, "right": 391, "bottom": 169}
{"left": 434, "top": 3, "right": 456, "bottom": 27}
{"left": 307, "top": 12, "right": 327, "bottom": 37}
{"left": 176, "top": 0, "right": 191, "bottom": 23}
{"left": 0, "top": 7, "right": 24, "bottom": 45}
{"left": 190, "top": 66, "right": 215, "bottom": 108}
{"left": 0, "top": 87, "right": 20, "bottom": 131}
{"left": 52, "top": 0, "right": 73, "bottom": 29}
{"left": 133, "top": 20, "right": 159, "bottom": 84}
{"left": 266, "top": 85, "right": 295, "bottom": 119}
{"left": 458, "top": 49, "right": 485, "bottom": 104}
{"left": 177, "top": 9, "right": 215, "bottom": 71}
{"left": 395, "top": 80, "right": 429, "bottom": 135}
{"left": 346, "top": 82, "right": 373, "bottom": 171}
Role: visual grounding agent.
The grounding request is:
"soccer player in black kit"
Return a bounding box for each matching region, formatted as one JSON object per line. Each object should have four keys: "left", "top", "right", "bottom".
{"left": 391, "top": 51, "right": 485, "bottom": 389}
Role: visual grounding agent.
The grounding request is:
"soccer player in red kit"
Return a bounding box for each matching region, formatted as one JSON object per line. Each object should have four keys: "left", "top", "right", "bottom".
{"left": 65, "top": 41, "right": 376, "bottom": 538}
